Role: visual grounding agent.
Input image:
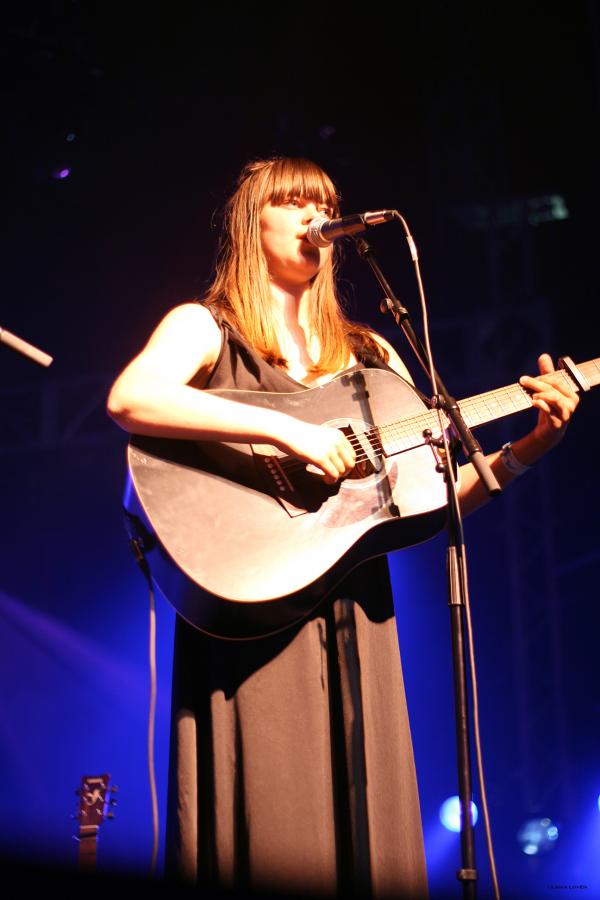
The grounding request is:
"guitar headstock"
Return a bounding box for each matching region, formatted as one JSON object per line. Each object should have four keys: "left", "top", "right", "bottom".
{"left": 75, "top": 773, "right": 116, "bottom": 833}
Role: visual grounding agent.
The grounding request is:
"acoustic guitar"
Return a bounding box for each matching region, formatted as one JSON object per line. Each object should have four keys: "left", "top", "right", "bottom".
{"left": 124, "top": 357, "right": 598, "bottom": 639}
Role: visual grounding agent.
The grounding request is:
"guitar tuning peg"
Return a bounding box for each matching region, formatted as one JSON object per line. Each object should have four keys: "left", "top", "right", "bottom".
{"left": 109, "top": 785, "right": 118, "bottom": 793}
{"left": 106, "top": 812, "right": 115, "bottom": 820}
{"left": 109, "top": 798, "right": 117, "bottom": 806}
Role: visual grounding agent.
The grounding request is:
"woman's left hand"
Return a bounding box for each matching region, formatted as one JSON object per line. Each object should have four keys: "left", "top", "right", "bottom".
{"left": 519, "top": 353, "right": 580, "bottom": 451}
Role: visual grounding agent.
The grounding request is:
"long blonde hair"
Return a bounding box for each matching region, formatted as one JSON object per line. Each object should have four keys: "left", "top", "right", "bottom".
{"left": 204, "top": 157, "right": 387, "bottom": 375}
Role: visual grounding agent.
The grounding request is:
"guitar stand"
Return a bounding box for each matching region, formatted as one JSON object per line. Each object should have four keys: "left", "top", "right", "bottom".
{"left": 354, "top": 233, "right": 501, "bottom": 899}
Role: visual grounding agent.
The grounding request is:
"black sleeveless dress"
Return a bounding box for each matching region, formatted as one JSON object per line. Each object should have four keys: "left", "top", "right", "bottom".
{"left": 165, "top": 315, "right": 428, "bottom": 898}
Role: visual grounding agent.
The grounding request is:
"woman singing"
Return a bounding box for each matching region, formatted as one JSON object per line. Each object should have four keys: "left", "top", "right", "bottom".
{"left": 107, "top": 157, "right": 578, "bottom": 897}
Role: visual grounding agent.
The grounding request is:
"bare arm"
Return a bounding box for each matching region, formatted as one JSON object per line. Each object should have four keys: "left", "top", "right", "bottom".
{"left": 107, "top": 303, "right": 356, "bottom": 483}
{"left": 108, "top": 303, "right": 290, "bottom": 442}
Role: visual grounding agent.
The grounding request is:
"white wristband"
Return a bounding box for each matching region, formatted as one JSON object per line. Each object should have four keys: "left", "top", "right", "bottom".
{"left": 500, "top": 442, "right": 531, "bottom": 476}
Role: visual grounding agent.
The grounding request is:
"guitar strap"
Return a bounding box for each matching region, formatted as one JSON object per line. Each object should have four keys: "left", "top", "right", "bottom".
{"left": 357, "top": 345, "right": 433, "bottom": 408}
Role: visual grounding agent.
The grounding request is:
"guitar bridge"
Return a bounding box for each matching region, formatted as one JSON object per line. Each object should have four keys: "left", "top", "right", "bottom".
{"left": 251, "top": 445, "right": 335, "bottom": 518}
{"left": 263, "top": 454, "right": 296, "bottom": 496}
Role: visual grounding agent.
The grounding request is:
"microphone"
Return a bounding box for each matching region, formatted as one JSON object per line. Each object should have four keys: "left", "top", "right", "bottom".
{"left": 305, "top": 209, "right": 396, "bottom": 247}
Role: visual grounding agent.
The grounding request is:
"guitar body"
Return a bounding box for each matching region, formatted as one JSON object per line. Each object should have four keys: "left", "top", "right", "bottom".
{"left": 123, "top": 354, "right": 597, "bottom": 639}
{"left": 125, "top": 368, "right": 448, "bottom": 639}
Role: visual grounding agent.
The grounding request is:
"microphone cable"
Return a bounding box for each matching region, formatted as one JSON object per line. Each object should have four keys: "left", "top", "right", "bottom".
{"left": 126, "top": 515, "right": 160, "bottom": 877}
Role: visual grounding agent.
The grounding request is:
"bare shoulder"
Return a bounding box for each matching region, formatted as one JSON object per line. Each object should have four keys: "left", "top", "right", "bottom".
{"left": 146, "top": 302, "right": 221, "bottom": 347}
{"left": 369, "top": 331, "right": 414, "bottom": 385}
{"left": 118, "top": 302, "right": 222, "bottom": 386}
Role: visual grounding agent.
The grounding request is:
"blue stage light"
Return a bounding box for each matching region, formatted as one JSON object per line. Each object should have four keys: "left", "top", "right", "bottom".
{"left": 517, "top": 817, "right": 559, "bottom": 855}
{"left": 439, "top": 796, "right": 479, "bottom": 832}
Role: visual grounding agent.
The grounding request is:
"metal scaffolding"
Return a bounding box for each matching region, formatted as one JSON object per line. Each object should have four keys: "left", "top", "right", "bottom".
{"left": 0, "top": 373, "right": 122, "bottom": 454}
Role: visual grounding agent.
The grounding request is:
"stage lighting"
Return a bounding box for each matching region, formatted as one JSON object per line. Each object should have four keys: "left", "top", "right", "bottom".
{"left": 439, "top": 796, "right": 479, "bottom": 833}
{"left": 517, "top": 817, "right": 559, "bottom": 855}
{"left": 51, "top": 167, "right": 71, "bottom": 180}
{"left": 597, "top": 794, "right": 600, "bottom": 813}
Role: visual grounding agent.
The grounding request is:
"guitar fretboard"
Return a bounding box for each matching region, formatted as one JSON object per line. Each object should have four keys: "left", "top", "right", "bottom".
{"left": 370, "top": 358, "right": 600, "bottom": 456}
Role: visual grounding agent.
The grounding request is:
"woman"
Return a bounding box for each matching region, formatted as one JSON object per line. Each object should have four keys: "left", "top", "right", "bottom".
{"left": 107, "top": 157, "right": 578, "bottom": 897}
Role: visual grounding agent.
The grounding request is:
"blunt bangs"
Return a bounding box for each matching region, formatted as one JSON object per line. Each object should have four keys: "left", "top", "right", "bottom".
{"left": 263, "top": 158, "right": 340, "bottom": 215}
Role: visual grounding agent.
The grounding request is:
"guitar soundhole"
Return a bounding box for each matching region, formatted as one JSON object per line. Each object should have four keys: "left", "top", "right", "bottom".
{"left": 341, "top": 423, "right": 382, "bottom": 479}
{"left": 253, "top": 421, "right": 388, "bottom": 519}
{"left": 349, "top": 459, "right": 375, "bottom": 478}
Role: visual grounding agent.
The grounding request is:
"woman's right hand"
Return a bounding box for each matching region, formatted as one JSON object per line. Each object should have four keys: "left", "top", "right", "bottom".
{"left": 107, "top": 303, "right": 356, "bottom": 483}
{"left": 276, "top": 420, "right": 356, "bottom": 484}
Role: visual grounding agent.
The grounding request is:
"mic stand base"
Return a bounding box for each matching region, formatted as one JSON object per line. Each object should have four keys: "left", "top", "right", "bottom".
{"left": 448, "top": 538, "right": 478, "bottom": 899}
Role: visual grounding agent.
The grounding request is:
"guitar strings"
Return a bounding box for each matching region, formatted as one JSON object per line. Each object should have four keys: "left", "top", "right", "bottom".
{"left": 278, "top": 430, "right": 391, "bottom": 475}
{"left": 270, "top": 366, "right": 584, "bottom": 479}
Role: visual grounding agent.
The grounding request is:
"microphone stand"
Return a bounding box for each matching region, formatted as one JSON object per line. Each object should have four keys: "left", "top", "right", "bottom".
{"left": 353, "top": 235, "right": 500, "bottom": 899}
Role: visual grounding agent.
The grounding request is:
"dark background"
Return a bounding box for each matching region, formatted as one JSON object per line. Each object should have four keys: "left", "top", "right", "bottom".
{"left": 1, "top": 3, "right": 599, "bottom": 897}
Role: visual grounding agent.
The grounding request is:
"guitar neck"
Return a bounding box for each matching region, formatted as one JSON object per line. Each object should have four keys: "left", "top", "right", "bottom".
{"left": 78, "top": 827, "right": 99, "bottom": 870}
{"left": 460, "top": 357, "right": 600, "bottom": 429}
{"left": 378, "top": 357, "right": 600, "bottom": 453}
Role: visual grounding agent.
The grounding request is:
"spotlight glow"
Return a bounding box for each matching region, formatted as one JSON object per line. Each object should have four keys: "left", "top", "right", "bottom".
{"left": 51, "top": 167, "right": 71, "bottom": 180}
{"left": 439, "top": 796, "right": 479, "bottom": 833}
{"left": 517, "top": 817, "right": 559, "bottom": 855}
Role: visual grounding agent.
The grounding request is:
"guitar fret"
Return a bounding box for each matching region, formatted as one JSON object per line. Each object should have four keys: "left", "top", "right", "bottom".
{"left": 376, "top": 383, "right": 536, "bottom": 451}
{"left": 579, "top": 359, "right": 600, "bottom": 388}
{"left": 370, "top": 358, "right": 599, "bottom": 455}
{"left": 375, "top": 409, "right": 439, "bottom": 453}
{"left": 462, "top": 384, "right": 533, "bottom": 428}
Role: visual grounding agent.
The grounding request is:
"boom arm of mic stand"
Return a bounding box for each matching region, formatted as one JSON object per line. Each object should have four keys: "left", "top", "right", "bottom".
{"left": 353, "top": 236, "right": 501, "bottom": 498}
